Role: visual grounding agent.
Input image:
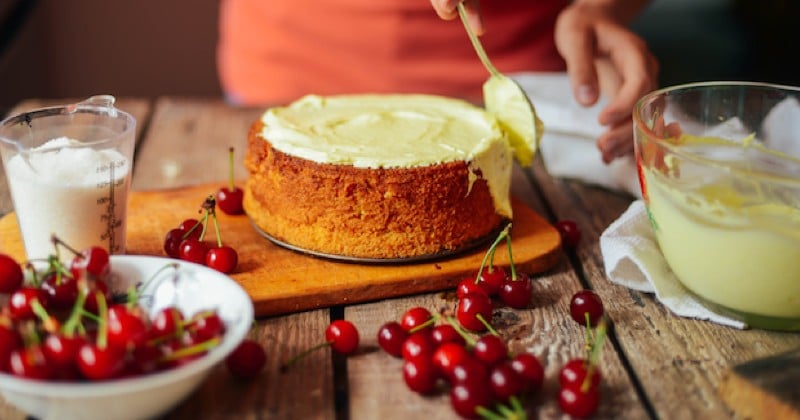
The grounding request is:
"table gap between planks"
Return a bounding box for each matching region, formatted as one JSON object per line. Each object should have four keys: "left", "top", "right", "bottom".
{"left": 0, "top": 97, "right": 798, "bottom": 420}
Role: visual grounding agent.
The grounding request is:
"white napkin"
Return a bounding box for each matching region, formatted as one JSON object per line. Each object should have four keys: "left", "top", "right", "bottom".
{"left": 510, "top": 72, "right": 642, "bottom": 197}
{"left": 599, "top": 201, "right": 747, "bottom": 329}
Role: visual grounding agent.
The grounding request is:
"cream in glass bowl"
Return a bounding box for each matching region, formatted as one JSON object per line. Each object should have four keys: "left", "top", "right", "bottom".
{"left": 633, "top": 81, "right": 800, "bottom": 330}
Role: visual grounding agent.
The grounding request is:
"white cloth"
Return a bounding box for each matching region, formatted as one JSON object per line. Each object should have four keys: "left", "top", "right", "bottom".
{"left": 511, "top": 72, "right": 642, "bottom": 197}
{"left": 599, "top": 200, "right": 747, "bottom": 329}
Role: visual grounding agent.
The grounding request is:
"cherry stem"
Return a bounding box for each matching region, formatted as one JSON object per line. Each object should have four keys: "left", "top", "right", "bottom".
{"left": 62, "top": 290, "right": 87, "bottom": 337}
{"left": 212, "top": 208, "right": 224, "bottom": 248}
{"left": 30, "top": 299, "right": 56, "bottom": 336}
{"left": 94, "top": 291, "right": 109, "bottom": 349}
{"left": 126, "top": 262, "right": 180, "bottom": 310}
{"left": 51, "top": 234, "right": 81, "bottom": 258}
{"left": 506, "top": 229, "right": 518, "bottom": 281}
{"left": 475, "top": 224, "right": 511, "bottom": 285}
{"left": 159, "top": 336, "right": 221, "bottom": 362}
{"left": 475, "top": 406, "right": 505, "bottom": 420}
{"left": 281, "top": 341, "right": 333, "bottom": 372}
{"left": 476, "top": 313, "right": 500, "bottom": 337}
{"left": 408, "top": 315, "right": 437, "bottom": 334}
{"left": 582, "top": 317, "right": 607, "bottom": 393}
{"left": 227, "top": 147, "right": 236, "bottom": 191}
{"left": 445, "top": 316, "right": 477, "bottom": 347}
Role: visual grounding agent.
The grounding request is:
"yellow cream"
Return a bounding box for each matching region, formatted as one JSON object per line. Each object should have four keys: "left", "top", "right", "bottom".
{"left": 260, "top": 94, "right": 513, "bottom": 218}
{"left": 644, "top": 150, "right": 800, "bottom": 318}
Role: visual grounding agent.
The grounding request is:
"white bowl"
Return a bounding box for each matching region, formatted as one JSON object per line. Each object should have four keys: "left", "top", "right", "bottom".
{"left": 0, "top": 255, "right": 254, "bottom": 420}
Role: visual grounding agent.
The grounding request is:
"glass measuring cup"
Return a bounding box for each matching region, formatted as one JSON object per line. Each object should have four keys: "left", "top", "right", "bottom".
{"left": 0, "top": 95, "right": 136, "bottom": 262}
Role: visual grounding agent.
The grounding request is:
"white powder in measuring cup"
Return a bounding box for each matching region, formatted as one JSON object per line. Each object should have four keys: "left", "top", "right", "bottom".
{"left": 6, "top": 136, "right": 131, "bottom": 261}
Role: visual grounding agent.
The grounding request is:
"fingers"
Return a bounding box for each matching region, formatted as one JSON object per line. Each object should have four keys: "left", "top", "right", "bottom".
{"left": 554, "top": 8, "right": 600, "bottom": 107}
{"left": 430, "top": 0, "right": 484, "bottom": 34}
{"left": 596, "top": 119, "right": 635, "bottom": 164}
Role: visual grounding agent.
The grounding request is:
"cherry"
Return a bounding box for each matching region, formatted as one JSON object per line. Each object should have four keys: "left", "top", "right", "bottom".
{"left": 151, "top": 306, "right": 184, "bottom": 340}
{"left": 82, "top": 279, "right": 111, "bottom": 315}
{"left": 216, "top": 147, "right": 245, "bottom": 215}
{"left": 376, "top": 321, "right": 408, "bottom": 358}
{"left": 9, "top": 287, "right": 48, "bottom": 321}
{"left": 325, "top": 320, "right": 360, "bottom": 355}
{"left": 164, "top": 228, "right": 185, "bottom": 258}
{"left": 456, "top": 277, "right": 487, "bottom": 300}
{"left": 41, "top": 272, "right": 79, "bottom": 311}
{"left": 430, "top": 324, "right": 466, "bottom": 347}
{"left": 478, "top": 266, "right": 507, "bottom": 296}
{"left": 432, "top": 342, "right": 471, "bottom": 380}
{"left": 43, "top": 333, "right": 86, "bottom": 371}
{"left": 188, "top": 310, "right": 226, "bottom": 342}
{"left": 472, "top": 334, "right": 508, "bottom": 367}
{"left": 559, "top": 358, "right": 602, "bottom": 390}
{"left": 555, "top": 220, "right": 581, "bottom": 249}
{"left": 77, "top": 342, "right": 126, "bottom": 380}
{"left": 498, "top": 273, "right": 532, "bottom": 309}
{"left": 107, "top": 305, "right": 150, "bottom": 351}
{"left": 226, "top": 338, "right": 266, "bottom": 380}
{"left": 401, "top": 330, "right": 435, "bottom": 362}
{"left": 179, "top": 238, "right": 209, "bottom": 265}
{"left": 559, "top": 383, "right": 600, "bottom": 418}
{"left": 399, "top": 307, "right": 433, "bottom": 332}
{"left": 510, "top": 352, "right": 544, "bottom": 393}
{"left": 456, "top": 292, "right": 493, "bottom": 332}
{"left": 178, "top": 219, "right": 203, "bottom": 239}
{"left": 206, "top": 245, "right": 238, "bottom": 274}
{"left": 570, "top": 290, "right": 605, "bottom": 327}
{"left": 403, "top": 357, "right": 440, "bottom": 395}
{"left": 489, "top": 362, "right": 524, "bottom": 402}
{"left": 450, "top": 379, "right": 493, "bottom": 419}
{"left": 0, "top": 253, "right": 23, "bottom": 294}
{"left": 449, "top": 356, "right": 489, "bottom": 385}
{"left": 0, "top": 322, "right": 22, "bottom": 372}
{"left": 70, "top": 246, "right": 110, "bottom": 279}
{"left": 9, "top": 345, "right": 56, "bottom": 380}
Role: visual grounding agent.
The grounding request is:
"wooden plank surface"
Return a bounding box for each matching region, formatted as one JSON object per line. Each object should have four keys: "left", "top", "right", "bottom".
{"left": 529, "top": 160, "right": 800, "bottom": 419}
{"left": 0, "top": 183, "right": 563, "bottom": 316}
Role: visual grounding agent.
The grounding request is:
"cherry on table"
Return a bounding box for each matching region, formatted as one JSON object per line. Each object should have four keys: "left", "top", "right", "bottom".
{"left": 498, "top": 273, "right": 533, "bottom": 309}
{"left": 226, "top": 338, "right": 267, "bottom": 380}
{"left": 478, "top": 266, "right": 507, "bottom": 296}
{"left": 457, "top": 292, "right": 493, "bottom": 332}
{"left": 489, "top": 362, "right": 524, "bottom": 402}
{"left": 206, "top": 245, "right": 238, "bottom": 274}
{"left": 559, "top": 358, "right": 602, "bottom": 390}
{"left": 376, "top": 321, "right": 408, "bottom": 358}
{"left": 559, "top": 382, "right": 600, "bottom": 418}
{"left": 179, "top": 238, "right": 209, "bottom": 265}
{"left": 510, "top": 352, "right": 544, "bottom": 393}
{"left": 401, "top": 330, "right": 435, "bottom": 362}
{"left": 450, "top": 379, "right": 494, "bottom": 419}
{"left": 430, "top": 324, "right": 466, "bottom": 347}
{"left": 472, "top": 334, "right": 508, "bottom": 368}
{"left": 570, "top": 290, "right": 605, "bottom": 327}
{"left": 555, "top": 219, "right": 582, "bottom": 249}
{"left": 456, "top": 277, "right": 486, "bottom": 300}
{"left": 432, "top": 342, "right": 471, "bottom": 380}
{"left": 399, "top": 306, "right": 433, "bottom": 332}
{"left": 403, "top": 357, "right": 439, "bottom": 395}
{"left": 325, "top": 319, "right": 360, "bottom": 355}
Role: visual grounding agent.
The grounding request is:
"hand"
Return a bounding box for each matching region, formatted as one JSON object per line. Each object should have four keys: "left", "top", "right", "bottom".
{"left": 555, "top": 3, "right": 659, "bottom": 163}
{"left": 430, "top": 0, "right": 485, "bottom": 35}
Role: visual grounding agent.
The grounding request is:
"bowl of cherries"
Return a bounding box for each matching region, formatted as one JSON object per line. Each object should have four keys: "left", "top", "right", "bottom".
{"left": 0, "top": 243, "right": 254, "bottom": 420}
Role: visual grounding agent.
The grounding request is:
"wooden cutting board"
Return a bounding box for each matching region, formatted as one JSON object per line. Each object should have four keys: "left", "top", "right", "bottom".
{"left": 0, "top": 183, "right": 562, "bottom": 317}
{"left": 718, "top": 348, "right": 800, "bottom": 419}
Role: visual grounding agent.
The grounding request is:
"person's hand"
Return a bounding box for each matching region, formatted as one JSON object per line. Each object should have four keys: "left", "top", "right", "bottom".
{"left": 555, "top": 2, "right": 659, "bottom": 163}
{"left": 430, "top": 0, "right": 484, "bottom": 35}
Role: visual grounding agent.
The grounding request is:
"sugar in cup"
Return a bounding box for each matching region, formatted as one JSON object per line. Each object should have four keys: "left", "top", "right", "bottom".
{"left": 633, "top": 82, "right": 800, "bottom": 331}
{"left": 0, "top": 95, "right": 136, "bottom": 262}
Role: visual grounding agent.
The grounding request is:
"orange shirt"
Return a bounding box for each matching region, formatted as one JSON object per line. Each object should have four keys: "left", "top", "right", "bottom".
{"left": 217, "top": 0, "right": 568, "bottom": 105}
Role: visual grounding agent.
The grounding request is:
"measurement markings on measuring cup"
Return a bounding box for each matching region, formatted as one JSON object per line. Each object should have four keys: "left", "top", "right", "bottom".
{"left": 96, "top": 160, "right": 126, "bottom": 253}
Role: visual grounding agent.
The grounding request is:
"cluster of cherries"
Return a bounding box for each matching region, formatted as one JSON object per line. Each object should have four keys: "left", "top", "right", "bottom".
{"left": 163, "top": 147, "right": 244, "bottom": 274}
{"left": 0, "top": 243, "right": 228, "bottom": 382}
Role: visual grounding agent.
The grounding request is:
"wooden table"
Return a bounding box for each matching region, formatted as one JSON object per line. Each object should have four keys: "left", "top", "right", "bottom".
{"left": 1, "top": 97, "right": 798, "bottom": 420}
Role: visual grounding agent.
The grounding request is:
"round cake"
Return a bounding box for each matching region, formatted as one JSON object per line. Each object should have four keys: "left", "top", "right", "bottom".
{"left": 243, "top": 94, "right": 514, "bottom": 260}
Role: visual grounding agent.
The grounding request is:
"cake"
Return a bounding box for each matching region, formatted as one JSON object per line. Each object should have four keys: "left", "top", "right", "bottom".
{"left": 243, "top": 94, "right": 514, "bottom": 260}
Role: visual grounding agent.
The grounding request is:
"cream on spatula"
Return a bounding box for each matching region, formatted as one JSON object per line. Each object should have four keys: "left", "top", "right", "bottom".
{"left": 457, "top": 2, "right": 544, "bottom": 166}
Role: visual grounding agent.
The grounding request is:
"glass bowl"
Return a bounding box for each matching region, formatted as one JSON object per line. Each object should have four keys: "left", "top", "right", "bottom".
{"left": 633, "top": 81, "right": 800, "bottom": 331}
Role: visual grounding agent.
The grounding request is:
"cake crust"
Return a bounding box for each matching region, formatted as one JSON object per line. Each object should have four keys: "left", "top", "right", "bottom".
{"left": 244, "top": 120, "right": 506, "bottom": 259}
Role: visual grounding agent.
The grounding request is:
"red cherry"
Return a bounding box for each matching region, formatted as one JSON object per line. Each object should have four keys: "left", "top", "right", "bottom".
{"left": 9, "top": 287, "right": 48, "bottom": 320}
{"left": 401, "top": 330, "right": 435, "bottom": 362}
{"left": 189, "top": 310, "right": 226, "bottom": 342}
{"left": 489, "top": 362, "right": 524, "bottom": 402}
{"left": 559, "top": 383, "right": 600, "bottom": 418}
{"left": 498, "top": 273, "right": 533, "bottom": 309}
{"left": 77, "top": 343, "right": 126, "bottom": 380}
{"left": 457, "top": 292, "right": 493, "bottom": 332}
{"left": 510, "top": 352, "right": 544, "bottom": 394}
{"left": 41, "top": 272, "right": 79, "bottom": 311}
{"left": 0, "top": 324, "right": 22, "bottom": 372}
{"left": 432, "top": 342, "right": 471, "bottom": 380}
{"left": 107, "top": 305, "right": 150, "bottom": 350}
{"left": 430, "top": 324, "right": 466, "bottom": 347}
{"left": 151, "top": 306, "right": 184, "bottom": 340}
{"left": 178, "top": 219, "right": 204, "bottom": 239}
{"left": 559, "top": 358, "right": 602, "bottom": 390}
{"left": 226, "top": 339, "right": 266, "bottom": 379}
{"left": 472, "top": 334, "right": 508, "bottom": 367}
{"left": 164, "top": 228, "right": 185, "bottom": 258}
{"left": 449, "top": 356, "right": 490, "bottom": 385}
{"left": 376, "top": 321, "right": 408, "bottom": 358}
{"left": 570, "top": 290, "right": 605, "bottom": 327}
{"left": 456, "top": 277, "right": 487, "bottom": 300}
{"left": 70, "top": 246, "right": 110, "bottom": 279}
{"left": 206, "top": 245, "right": 238, "bottom": 274}
{"left": 179, "top": 238, "right": 209, "bottom": 265}
{"left": 403, "top": 357, "right": 439, "bottom": 395}
{"left": 450, "top": 379, "right": 493, "bottom": 419}
{"left": 399, "top": 307, "right": 433, "bottom": 332}
{"left": 478, "top": 266, "right": 507, "bottom": 296}
{"left": 555, "top": 220, "right": 582, "bottom": 249}
{"left": 9, "top": 346, "right": 56, "bottom": 380}
{"left": 217, "top": 147, "right": 245, "bottom": 215}
{"left": 43, "top": 333, "right": 86, "bottom": 371}
{"left": 325, "top": 320, "right": 359, "bottom": 355}
{"left": 0, "top": 254, "right": 23, "bottom": 294}
{"left": 83, "top": 279, "right": 111, "bottom": 315}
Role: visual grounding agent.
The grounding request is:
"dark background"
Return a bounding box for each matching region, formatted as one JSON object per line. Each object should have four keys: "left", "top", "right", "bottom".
{"left": 1, "top": 0, "right": 798, "bottom": 115}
